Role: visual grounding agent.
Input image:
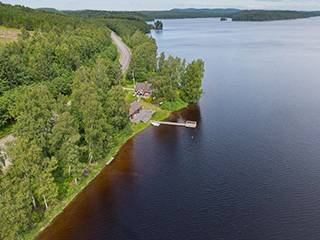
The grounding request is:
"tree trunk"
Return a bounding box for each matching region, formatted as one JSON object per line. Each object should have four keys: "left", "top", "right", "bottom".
{"left": 89, "top": 142, "right": 93, "bottom": 165}
{"left": 43, "top": 195, "right": 48, "bottom": 209}
{"left": 68, "top": 165, "right": 71, "bottom": 176}
{"left": 89, "top": 153, "right": 93, "bottom": 165}
{"left": 30, "top": 188, "right": 37, "bottom": 211}
{"left": 26, "top": 173, "right": 37, "bottom": 211}
{"left": 75, "top": 178, "right": 78, "bottom": 185}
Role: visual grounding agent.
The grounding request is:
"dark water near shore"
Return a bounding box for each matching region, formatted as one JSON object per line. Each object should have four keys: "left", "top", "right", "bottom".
{"left": 37, "top": 18, "right": 320, "bottom": 240}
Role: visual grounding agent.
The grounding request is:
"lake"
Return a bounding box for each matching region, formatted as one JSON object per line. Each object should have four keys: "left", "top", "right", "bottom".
{"left": 37, "top": 17, "right": 320, "bottom": 240}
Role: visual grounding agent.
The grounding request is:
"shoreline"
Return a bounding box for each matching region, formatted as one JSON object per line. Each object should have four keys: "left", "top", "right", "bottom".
{"left": 31, "top": 105, "right": 175, "bottom": 240}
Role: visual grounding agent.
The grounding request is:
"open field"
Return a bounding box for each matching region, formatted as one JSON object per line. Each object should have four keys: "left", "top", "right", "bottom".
{"left": 0, "top": 26, "right": 20, "bottom": 43}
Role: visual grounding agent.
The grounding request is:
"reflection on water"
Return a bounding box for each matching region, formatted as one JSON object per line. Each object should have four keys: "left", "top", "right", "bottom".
{"left": 37, "top": 105, "right": 202, "bottom": 240}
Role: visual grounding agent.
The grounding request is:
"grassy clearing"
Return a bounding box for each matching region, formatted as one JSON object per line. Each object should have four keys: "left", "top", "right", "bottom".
{"left": 125, "top": 90, "right": 138, "bottom": 103}
{"left": 130, "top": 96, "right": 171, "bottom": 135}
{"left": 0, "top": 124, "right": 14, "bottom": 140}
{"left": 122, "top": 81, "right": 135, "bottom": 88}
{"left": 0, "top": 26, "right": 20, "bottom": 32}
{"left": 0, "top": 26, "right": 20, "bottom": 43}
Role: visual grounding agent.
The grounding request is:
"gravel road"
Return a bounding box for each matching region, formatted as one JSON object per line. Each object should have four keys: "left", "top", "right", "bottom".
{"left": 111, "top": 31, "right": 131, "bottom": 73}
{"left": 0, "top": 135, "right": 15, "bottom": 149}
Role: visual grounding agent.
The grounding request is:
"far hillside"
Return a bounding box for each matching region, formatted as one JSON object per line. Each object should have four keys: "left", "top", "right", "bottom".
{"left": 40, "top": 7, "right": 320, "bottom": 22}
{"left": 39, "top": 8, "right": 241, "bottom": 21}
{"left": 232, "top": 10, "right": 320, "bottom": 21}
{"left": 140, "top": 8, "right": 240, "bottom": 20}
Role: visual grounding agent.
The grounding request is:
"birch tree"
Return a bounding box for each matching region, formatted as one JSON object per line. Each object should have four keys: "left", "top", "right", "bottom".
{"left": 4, "top": 138, "right": 42, "bottom": 211}
{"left": 37, "top": 156, "right": 58, "bottom": 209}
{"left": 50, "top": 111, "right": 85, "bottom": 184}
{"left": 180, "top": 59, "right": 205, "bottom": 103}
{"left": 0, "top": 176, "right": 32, "bottom": 240}
{"left": 9, "top": 86, "right": 56, "bottom": 152}
{"left": 4, "top": 137, "right": 58, "bottom": 210}
{"left": 72, "top": 81, "right": 110, "bottom": 164}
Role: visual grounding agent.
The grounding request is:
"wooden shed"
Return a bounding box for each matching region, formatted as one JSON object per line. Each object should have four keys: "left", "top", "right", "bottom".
{"left": 129, "top": 100, "right": 142, "bottom": 119}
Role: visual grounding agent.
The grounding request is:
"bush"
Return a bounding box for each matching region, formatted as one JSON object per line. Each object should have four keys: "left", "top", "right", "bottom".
{"left": 121, "top": 123, "right": 133, "bottom": 137}
{"left": 161, "top": 101, "right": 171, "bottom": 110}
{"left": 142, "top": 96, "right": 152, "bottom": 103}
{"left": 161, "top": 99, "right": 188, "bottom": 111}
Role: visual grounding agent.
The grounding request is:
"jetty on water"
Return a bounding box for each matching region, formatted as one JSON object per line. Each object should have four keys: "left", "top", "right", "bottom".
{"left": 150, "top": 120, "right": 197, "bottom": 128}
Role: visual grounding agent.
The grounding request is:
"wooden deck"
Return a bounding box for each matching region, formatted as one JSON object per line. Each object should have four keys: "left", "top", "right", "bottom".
{"left": 150, "top": 120, "right": 197, "bottom": 128}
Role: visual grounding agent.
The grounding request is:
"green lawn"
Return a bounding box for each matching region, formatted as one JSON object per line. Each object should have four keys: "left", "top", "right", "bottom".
{"left": 0, "top": 124, "right": 14, "bottom": 140}
{"left": 125, "top": 90, "right": 138, "bottom": 103}
{"left": 122, "top": 81, "right": 135, "bottom": 88}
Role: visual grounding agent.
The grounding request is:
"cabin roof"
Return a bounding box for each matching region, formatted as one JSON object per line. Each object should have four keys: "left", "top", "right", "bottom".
{"left": 129, "top": 100, "right": 142, "bottom": 116}
{"left": 134, "top": 82, "right": 152, "bottom": 93}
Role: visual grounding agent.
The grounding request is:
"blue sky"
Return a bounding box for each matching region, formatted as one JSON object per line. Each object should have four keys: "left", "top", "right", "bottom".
{"left": 2, "top": 0, "right": 320, "bottom": 11}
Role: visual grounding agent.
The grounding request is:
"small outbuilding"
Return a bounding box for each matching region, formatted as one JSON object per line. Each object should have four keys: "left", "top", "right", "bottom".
{"left": 129, "top": 100, "right": 142, "bottom": 119}
{"left": 134, "top": 82, "right": 152, "bottom": 98}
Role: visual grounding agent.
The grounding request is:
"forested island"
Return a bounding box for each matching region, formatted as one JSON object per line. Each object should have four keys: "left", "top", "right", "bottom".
{"left": 232, "top": 10, "right": 320, "bottom": 21}
{"left": 0, "top": 3, "right": 204, "bottom": 239}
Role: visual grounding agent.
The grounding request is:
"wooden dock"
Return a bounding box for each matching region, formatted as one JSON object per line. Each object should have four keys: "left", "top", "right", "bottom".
{"left": 150, "top": 120, "right": 197, "bottom": 128}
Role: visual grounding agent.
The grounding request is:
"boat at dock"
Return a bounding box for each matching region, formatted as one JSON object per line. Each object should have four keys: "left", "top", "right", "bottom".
{"left": 151, "top": 122, "right": 160, "bottom": 127}
{"left": 150, "top": 120, "right": 197, "bottom": 128}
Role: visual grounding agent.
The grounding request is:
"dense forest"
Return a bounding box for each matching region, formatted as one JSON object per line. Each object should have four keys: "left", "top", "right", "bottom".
{"left": 0, "top": 3, "right": 145, "bottom": 239}
{"left": 140, "top": 8, "right": 239, "bottom": 20}
{"left": 40, "top": 7, "right": 320, "bottom": 22}
{"left": 62, "top": 10, "right": 153, "bottom": 22}
{"left": 0, "top": 3, "right": 205, "bottom": 239}
{"left": 232, "top": 10, "right": 320, "bottom": 21}
{"left": 0, "top": 3, "right": 151, "bottom": 130}
{"left": 39, "top": 8, "right": 239, "bottom": 21}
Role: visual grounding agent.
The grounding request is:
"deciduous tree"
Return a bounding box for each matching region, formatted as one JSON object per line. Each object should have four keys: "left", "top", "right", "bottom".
{"left": 180, "top": 59, "right": 204, "bottom": 103}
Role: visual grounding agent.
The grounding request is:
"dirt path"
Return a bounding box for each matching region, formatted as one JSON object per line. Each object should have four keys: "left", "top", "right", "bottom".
{"left": 0, "top": 134, "right": 15, "bottom": 149}
{"left": 0, "top": 134, "right": 15, "bottom": 172}
{"left": 111, "top": 31, "right": 131, "bottom": 73}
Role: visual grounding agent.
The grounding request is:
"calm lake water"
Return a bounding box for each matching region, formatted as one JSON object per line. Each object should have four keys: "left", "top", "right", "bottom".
{"left": 37, "top": 17, "right": 320, "bottom": 240}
